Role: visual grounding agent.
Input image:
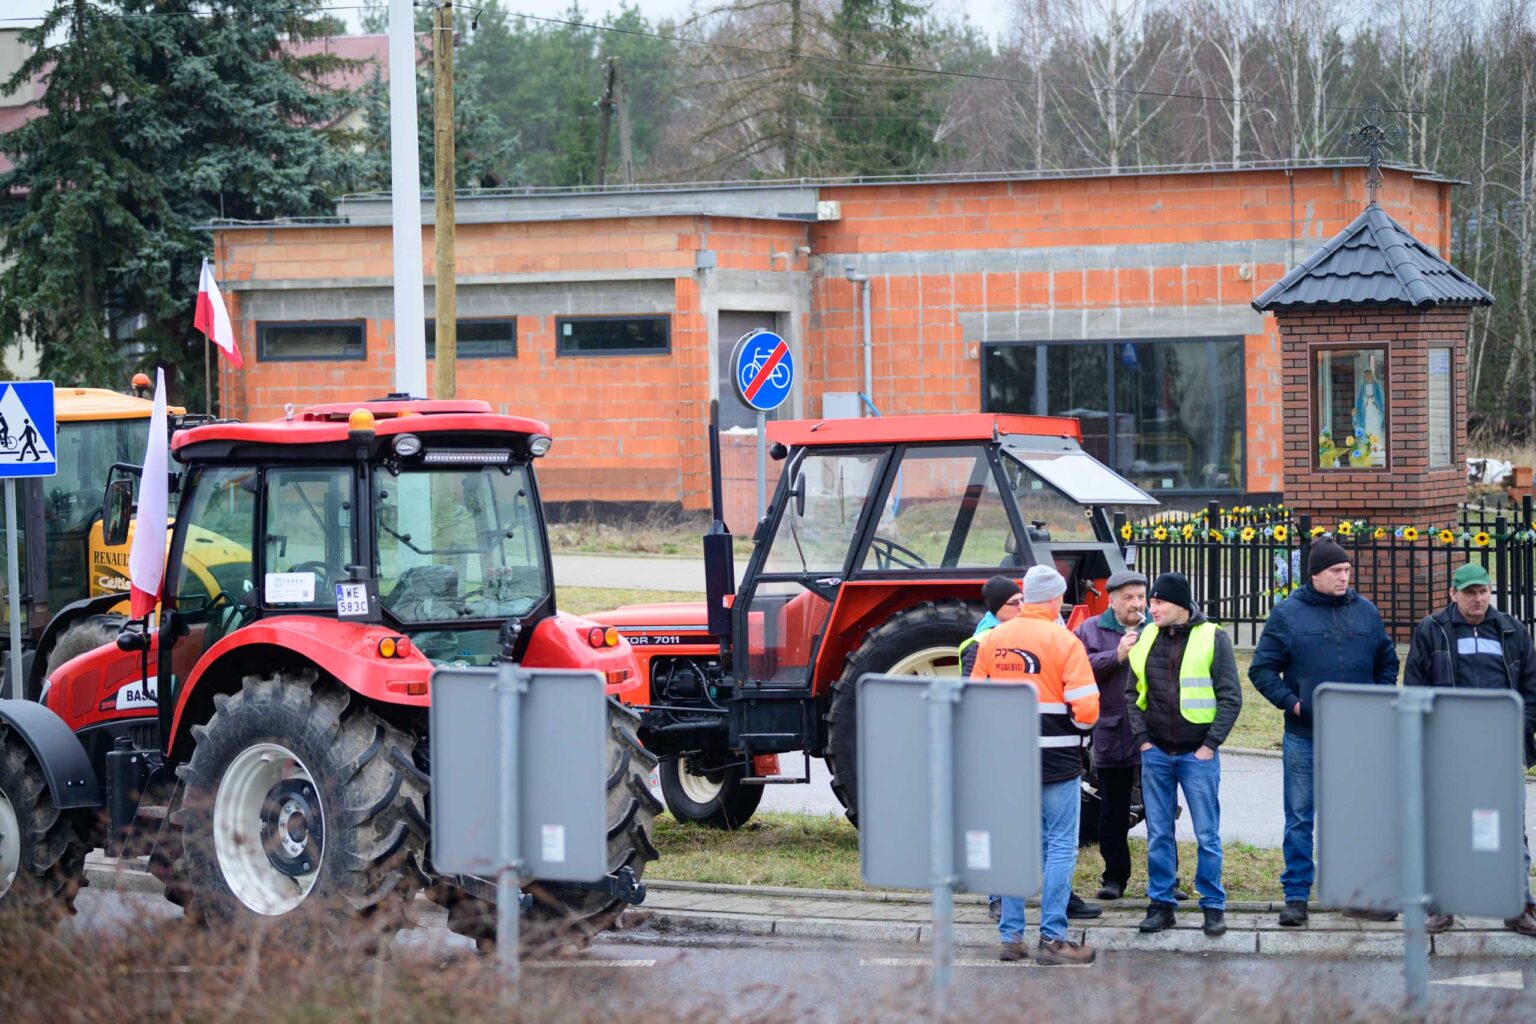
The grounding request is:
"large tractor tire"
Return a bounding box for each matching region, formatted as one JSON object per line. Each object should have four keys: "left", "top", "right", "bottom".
{"left": 170, "top": 670, "right": 429, "bottom": 937}
{"left": 429, "top": 700, "right": 662, "bottom": 951}
{"left": 659, "top": 756, "right": 764, "bottom": 829}
{"left": 0, "top": 721, "right": 91, "bottom": 920}
{"left": 42, "top": 614, "right": 126, "bottom": 684}
{"left": 824, "top": 598, "right": 982, "bottom": 827}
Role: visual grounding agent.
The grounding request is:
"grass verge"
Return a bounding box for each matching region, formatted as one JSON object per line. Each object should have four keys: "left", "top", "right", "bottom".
{"left": 557, "top": 586, "right": 704, "bottom": 617}
{"left": 652, "top": 812, "right": 1292, "bottom": 902}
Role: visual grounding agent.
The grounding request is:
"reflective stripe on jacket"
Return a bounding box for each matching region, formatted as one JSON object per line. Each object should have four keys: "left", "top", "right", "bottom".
{"left": 1130, "top": 621, "right": 1219, "bottom": 724}
{"left": 973, "top": 603, "right": 1100, "bottom": 783}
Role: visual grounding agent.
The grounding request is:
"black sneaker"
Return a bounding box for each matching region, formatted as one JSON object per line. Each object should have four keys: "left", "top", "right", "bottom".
{"left": 1342, "top": 908, "right": 1398, "bottom": 922}
{"left": 1202, "top": 908, "right": 1226, "bottom": 937}
{"left": 1067, "top": 892, "right": 1102, "bottom": 920}
{"left": 1278, "top": 901, "right": 1308, "bottom": 927}
{"left": 1173, "top": 886, "right": 1191, "bottom": 901}
{"left": 1095, "top": 881, "right": 1126, "bottom": 901}
{"left": 1139, "top": 902, "right": 1176, "bottom": 933}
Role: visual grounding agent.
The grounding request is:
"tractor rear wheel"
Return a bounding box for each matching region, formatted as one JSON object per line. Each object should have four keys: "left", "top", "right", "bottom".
{"left": 171, "top": 670, "right": 428, "bottom": 936}
{"left": 42, "top": 614, "right": 126, "bottom": 693}
{"left": 659, "top": 755, "right": 764, "bottom": 829}
{"left": 430, "top": 700, "right": 661, "bottom": 951}
{"left": 824, "top": 598, "right": 981, "bottom": 827}
{"left": 0, "top": 722, "right": 91, "bottom": 920}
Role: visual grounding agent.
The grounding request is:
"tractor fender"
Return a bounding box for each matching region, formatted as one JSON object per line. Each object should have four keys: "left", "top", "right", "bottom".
{"left": 27, "top": 591, "right": 128, "bottom": 701}
{"left": 167, "top": 617, "right": 431, "bottom": 752}
{"left": 0, "top": 698, "right": 102, "bottom": 809}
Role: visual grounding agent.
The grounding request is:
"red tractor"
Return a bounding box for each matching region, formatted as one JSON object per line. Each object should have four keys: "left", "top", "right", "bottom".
{"left": 592, "top": 411, "right": 1156, "bottom": 829}
{"left": 0, "top": 397, "right": 659, "bottom": 946}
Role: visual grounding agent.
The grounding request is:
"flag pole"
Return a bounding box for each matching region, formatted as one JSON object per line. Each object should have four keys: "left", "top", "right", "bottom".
{"left": 204, "top": 336, "right": 212, "bottom": 416}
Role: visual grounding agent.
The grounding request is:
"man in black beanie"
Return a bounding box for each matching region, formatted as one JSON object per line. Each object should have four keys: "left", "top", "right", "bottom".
{"left": 1250, "top": 535, "right": 1397, "bottom": 926}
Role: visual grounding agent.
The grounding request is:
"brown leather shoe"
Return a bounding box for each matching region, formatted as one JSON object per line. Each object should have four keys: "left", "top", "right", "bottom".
{"left": 1035, "top": 938, "right": 1096, "bottom": 965}
{"left": 1504, "top": 905, "right": 1536, "bottom": 936}
{"left": 999, "top": 941, "right": 1028, "bottom": 961}
{"left": 1425, "top": 913, "right": 1455, "bottom": 934}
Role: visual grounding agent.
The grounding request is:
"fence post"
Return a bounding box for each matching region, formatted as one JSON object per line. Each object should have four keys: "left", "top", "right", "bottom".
{"left": 1496, "top": 513, "right": 1510, "bottom": 612}
{"left": 1524, "top": 497, "right": 1535, "bottom": 627}
{"left": 1114, "top": 511, "right": 1127, "bottom": 555}
{"left": 1298, "top": 514, "right": 1313, "bottom": 593}
{"left": 1206, "top": 500, "right": 1221, "bottom": 620}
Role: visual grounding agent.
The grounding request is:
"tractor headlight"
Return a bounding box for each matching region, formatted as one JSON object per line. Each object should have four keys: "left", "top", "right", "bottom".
{"left": 393, "top": 433, "right": 422, "bottom": 457}
{"left": 528, "top": 434, "right": 553, "bottom": 457}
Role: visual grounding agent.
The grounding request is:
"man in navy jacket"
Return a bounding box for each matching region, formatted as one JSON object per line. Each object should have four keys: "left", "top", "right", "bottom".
{"left": 1249, "top": 539, "right": 1398, "bottom": 926}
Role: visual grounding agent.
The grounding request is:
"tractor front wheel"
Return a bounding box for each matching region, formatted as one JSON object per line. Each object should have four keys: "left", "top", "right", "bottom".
{"left": 0, "top": 721, "right": 90, "bottom": 920}
{"left": 172, "top": 670, "right": 428, "bottom": 934}
{"left": 824, "top": 598, "right": 982, "bottom": 827}
{"left": 659, "top": 755, "right": 764, "bottom": 829}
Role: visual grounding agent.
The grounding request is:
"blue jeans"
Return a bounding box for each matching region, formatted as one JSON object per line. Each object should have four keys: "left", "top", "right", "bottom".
{"left": 1281, "top": 732, "right": 1315, "bottom": 903}
{"left": 999, "top": 777, "right": 1079, "bottom": 944}
{"left": 1141, "top": 744, "right": 1225, "bottom": 910}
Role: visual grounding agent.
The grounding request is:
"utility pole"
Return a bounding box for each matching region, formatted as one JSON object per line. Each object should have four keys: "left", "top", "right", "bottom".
{"left": 595, "top": 57, "right": 617, "bottom": 186}
{"left": 433, "top": 0, "right": 457, "bottom": 399}
{"left": 388, "top": 0, "right": 427, "bottom": 397}
{"left": 615, "top": 59, "right": 634, "bottom": 185}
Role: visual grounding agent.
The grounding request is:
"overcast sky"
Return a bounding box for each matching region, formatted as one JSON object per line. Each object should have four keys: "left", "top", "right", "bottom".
{"left": 6, "top": 0, "right": 1009, "bottom": 44}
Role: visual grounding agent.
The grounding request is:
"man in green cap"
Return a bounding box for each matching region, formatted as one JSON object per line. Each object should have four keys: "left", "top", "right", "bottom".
{"left": 1404, "top": 561, "right": 1536, "bottom": 936}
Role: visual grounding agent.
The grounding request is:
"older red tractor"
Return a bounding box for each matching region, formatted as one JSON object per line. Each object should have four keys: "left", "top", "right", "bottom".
{"left": 0, "top": 397, "right": 658, "bottom": 947}
{"left": 593, "top": 411, "right": 1155, "bottom": 829}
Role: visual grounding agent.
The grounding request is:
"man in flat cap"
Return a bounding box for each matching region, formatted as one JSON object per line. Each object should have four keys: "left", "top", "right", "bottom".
{"left": 1249, "top": 537, "right": 1397, "bottom": 927}
{"left": 1073, "top": 569, "right": 1147, "bottom": 900}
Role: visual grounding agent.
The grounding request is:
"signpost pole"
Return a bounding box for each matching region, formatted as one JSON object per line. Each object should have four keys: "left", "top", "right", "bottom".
{"left": 755, "top": 411, "right": 767, "bottom": 520}
{"left": 496, "top": 663, "right": 526, "bottom": 1004}
{"left": 1396, "top": 687, "right": 1433, "bottom": 1016}
{"left": 4, "top": 479, "right": 19, "bottom": 699}
{"left": 926, "top": 677, "right": 962, "bottom": 1020}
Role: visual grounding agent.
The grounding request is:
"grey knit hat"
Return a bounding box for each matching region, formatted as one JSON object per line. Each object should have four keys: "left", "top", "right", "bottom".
{"left": 1022, "top": 565, "right": 1067, "bottom": 603}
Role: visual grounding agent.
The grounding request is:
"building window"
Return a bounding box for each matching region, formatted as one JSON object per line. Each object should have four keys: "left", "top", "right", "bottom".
{"left": 257, "top": 322, "right": 366, "bottom": 361}
{"left": 425, "top": 318, "right": 517, "bottom": 359}
{"left": 556, "top": 315, "right": 669, "bottom": 356}
{"left": 1428, "top": 347, "right": 1453, "bottom": 467}
{"left": 1314, "top": 348, "right": 1387, "bottom": 469}
{"left": 983, "top": 337, "right": 1245, "bottom": 494}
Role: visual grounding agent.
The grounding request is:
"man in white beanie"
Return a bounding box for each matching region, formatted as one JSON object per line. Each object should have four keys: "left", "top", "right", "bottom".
{"left": 974, "top": 564, "right": 1100, "bottom": 965}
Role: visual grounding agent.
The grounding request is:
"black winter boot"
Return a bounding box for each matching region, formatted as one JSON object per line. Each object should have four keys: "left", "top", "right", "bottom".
{"left": 1138, "top": 902, "right": 1176, "bottom": 933}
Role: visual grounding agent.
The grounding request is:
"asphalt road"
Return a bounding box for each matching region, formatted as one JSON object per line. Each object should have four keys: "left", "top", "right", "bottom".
{"left": 60, "top": 890, "right": 1534, "bottom": 1022}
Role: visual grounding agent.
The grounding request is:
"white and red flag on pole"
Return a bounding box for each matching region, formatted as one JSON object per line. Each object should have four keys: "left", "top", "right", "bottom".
{"left": 194, "top": 258, "right": 242, "bottom": 368}
{"left": 127, "top": 368, "right": 170, "bottom": 619}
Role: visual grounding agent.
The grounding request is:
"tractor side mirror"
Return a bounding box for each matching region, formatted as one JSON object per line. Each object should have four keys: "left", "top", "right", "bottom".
{"left": 103, "top": 477, "right": 135, "bottom": 547}
{"left": 791, "top": 471, "right": 806, "bottom": 519}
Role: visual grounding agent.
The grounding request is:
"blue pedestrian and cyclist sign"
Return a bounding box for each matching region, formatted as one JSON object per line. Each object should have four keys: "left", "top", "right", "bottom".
{"left": 732, "top": 330, "right": 795, "bottom": 413}
{"left": 0, "top": 380, "right": 56, "bottom": 478}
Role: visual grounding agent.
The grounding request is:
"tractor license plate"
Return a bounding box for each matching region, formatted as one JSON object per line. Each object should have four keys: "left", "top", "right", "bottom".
{"left": 335, "top": 582, "right": 370, "bottom": 617}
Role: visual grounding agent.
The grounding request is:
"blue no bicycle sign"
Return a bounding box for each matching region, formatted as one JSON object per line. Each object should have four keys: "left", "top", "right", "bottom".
{"left": 731, "top": 330, "right": 795, "bottom": 413}
{"left": 0, "top": 380, "right": 56, "bottom": 478}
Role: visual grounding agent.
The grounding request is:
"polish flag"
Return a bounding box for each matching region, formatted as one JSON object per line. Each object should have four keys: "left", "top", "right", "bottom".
{"left": 194, "top": 258, "right": 242, "bottom": 368}
{"left": 128, "top": 368, "right": 170, "bottom": 619}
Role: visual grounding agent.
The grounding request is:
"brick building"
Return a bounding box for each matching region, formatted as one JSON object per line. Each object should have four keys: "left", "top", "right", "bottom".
{"left": 210, "top": 162, "right": 1458, "bottom": 527}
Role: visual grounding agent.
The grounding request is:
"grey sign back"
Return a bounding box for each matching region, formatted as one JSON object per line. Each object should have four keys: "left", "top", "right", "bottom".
{"left": 857, "top": 675, "right": 1041, "bottom": 895}
{"left": 429, "top": 666, "right": 609, "bottom": 883}
{"left": 1316, "top": 684, "right": 1527, "bottom": 918}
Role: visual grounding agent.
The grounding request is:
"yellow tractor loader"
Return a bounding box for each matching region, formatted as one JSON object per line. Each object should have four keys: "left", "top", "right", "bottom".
{"left": 2, "top": 385, "right": 245, "bottom": 700}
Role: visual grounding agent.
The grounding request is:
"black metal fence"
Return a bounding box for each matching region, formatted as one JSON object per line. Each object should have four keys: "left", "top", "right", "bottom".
{"left": 1119, "top": 497, "right": 1536, "bottom": 645}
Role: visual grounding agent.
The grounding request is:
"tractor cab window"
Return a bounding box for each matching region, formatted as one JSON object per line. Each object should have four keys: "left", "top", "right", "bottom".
{"left": 263, "top": 467, "right": 355, "bottom": 608}
{"left": 170, "top": 466, "right": 257, "bottom": 658}
{"left": 760, "top": 450, "right": 885, "bottom": 575}
{"left": 44, "top": 418, "right": 149, "bottom": 612}
{"left": 859, "top": 445, "right": 1013, "bottom": 571}
{"left": 374, "top": 465, "right": 546, "bottom": 628}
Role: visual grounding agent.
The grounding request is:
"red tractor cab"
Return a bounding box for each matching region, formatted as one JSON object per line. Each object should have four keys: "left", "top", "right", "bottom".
{"left": 593, "top": 412, "right": 1157, "bottom": 828}
{"left": 0, "top": 397, "right": 658, "bottom": 947}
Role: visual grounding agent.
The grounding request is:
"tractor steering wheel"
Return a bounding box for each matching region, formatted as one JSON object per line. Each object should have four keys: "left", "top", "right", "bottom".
{"left": 868, "top": 536, "right": 930, "bottom": 570}
{"left": 285, "top": 560, "right": 334, "bottom": 594}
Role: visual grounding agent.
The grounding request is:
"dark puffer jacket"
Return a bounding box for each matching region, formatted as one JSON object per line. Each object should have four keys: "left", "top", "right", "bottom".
{"left": 1248, "top": 584, "right": 1398, "bottom": 740}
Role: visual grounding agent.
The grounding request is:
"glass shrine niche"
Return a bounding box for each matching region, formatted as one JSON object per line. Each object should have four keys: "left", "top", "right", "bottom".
{"left": 1314, "top": 348, "right": 1387, "bottom": 469}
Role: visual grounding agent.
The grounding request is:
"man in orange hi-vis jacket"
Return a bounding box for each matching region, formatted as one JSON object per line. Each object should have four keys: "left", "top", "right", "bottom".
{"left": 974, "top": 564, "right": 1100, "bottom": 966}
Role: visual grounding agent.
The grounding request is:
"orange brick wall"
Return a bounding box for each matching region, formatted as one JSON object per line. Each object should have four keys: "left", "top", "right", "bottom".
{"left": 214, "top": 166, "right": 1455, "bottom": 516}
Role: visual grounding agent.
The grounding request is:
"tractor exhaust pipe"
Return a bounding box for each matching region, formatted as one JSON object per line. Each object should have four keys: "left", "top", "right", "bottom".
{"left": 703, "top": 401, "right": 735, "bottom": 640}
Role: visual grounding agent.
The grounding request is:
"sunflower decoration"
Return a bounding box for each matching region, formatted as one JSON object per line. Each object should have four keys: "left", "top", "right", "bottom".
{"left": 1181, "top": 522, "right": 1196, "bottom": 541}
{"left": 1473, "top": 531, "right": 1492, "bottom": 548}
{"left": 1240, "top": 526, "right": 1257, "bottom": 542}
{"left": 1120, "top": 523, "right": 1133, "bottom": 541}
{"left": 1210, "top": 529, "right": 1224, "bottom": 542}
{"left": 1273, "top": 525, "right": 1289, "bottom": 543}
{"left": 1337, "top": 521, "right": 1354, "bottom": 538}
{"left": 1402, "top": 526, "right": 1419, "bottom": 542}
{"left": 1437, "top": 528, "right": 1456, "bottom": 545}
{"left": 1309, "top": 525, "right": 1326, "bottom": 539}
{"left": 1153, "top": 525, "right": 1169, "bottom": 542}
{"left": 1372, "top": 526, "right": 1388, "bottom": 541}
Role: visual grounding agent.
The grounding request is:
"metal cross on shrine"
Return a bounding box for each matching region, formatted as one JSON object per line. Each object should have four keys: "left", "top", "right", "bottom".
{"left": 1353, "top": 109, "right": 1400, "bottom": 206}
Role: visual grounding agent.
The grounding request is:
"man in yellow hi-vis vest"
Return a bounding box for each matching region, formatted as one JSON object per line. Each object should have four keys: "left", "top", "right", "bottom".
{"left": 1125, "top": 572, "right": 1243, "bottom": 939}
